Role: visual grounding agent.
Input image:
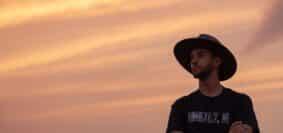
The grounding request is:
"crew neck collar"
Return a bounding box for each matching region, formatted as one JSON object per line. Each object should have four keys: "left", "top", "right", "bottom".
{"left": 197, "top": 86, "right": 228, "bottom": 99}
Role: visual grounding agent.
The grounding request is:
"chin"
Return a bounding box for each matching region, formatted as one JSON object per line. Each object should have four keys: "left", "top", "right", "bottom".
{"left": 192, "top": 73, "right": 199, "bottom": 78}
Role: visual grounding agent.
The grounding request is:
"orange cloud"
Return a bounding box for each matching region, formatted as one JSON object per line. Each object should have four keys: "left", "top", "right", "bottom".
{"left": 0, "top": 8, "right": 260, "bottom": 73}
{"left": 0, "top": 0, "right": 181, "bottom": 28}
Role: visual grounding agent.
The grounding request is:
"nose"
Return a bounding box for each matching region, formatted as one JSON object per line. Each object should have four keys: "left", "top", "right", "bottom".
{"left": 190, "top": 58, "right": 198, "bottom": 68}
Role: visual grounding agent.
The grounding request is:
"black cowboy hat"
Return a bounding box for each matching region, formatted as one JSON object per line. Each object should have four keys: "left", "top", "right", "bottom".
{"left": 173, "top": 33, "right": 237, "bottom": 81}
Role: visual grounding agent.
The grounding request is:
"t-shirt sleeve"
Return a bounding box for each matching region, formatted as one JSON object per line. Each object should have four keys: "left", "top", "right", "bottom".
{"left": 236, "top": 94, "right": 260, "bottom": 133}
{"left": 166, "top": 99, "right": 186, "bottom": 133}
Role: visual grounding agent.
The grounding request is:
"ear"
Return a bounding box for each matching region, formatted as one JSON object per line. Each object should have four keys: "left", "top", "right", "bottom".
{"left": 214, "top": 57, "right": 222, "bottom": 67}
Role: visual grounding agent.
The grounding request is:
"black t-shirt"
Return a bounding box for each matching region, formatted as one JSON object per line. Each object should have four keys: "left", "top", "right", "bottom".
{"left": 166, "top": 87, "right": 260, "bottom": 133}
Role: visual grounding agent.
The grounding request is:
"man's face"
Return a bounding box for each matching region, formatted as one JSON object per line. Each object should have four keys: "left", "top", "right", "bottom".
{"left": 188, "top": 48, "right": 221, "bottom": 80}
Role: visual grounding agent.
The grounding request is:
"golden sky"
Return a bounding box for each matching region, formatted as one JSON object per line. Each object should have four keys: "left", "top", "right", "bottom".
{"left": 0, "top": 0, "right": 282, "bottom": 133}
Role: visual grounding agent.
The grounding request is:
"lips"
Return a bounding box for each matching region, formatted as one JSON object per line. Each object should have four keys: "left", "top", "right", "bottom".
{"left": 192, "top": 66, "right": 200, "bottom": 72}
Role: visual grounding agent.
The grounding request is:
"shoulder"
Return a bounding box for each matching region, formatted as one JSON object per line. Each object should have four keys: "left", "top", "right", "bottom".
{"left": 228, "top": 88, "right": 251, "bottom": 98}
{"left": 226, "top": 88, "right": 253, "bottom": 103}
{"left": 171, "top": 89, "right": 199, "bottom": 107}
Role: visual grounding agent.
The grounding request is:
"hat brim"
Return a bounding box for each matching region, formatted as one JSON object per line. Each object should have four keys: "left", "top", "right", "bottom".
{"left": 173, "top": 38, "right": 237, "bottom": 81}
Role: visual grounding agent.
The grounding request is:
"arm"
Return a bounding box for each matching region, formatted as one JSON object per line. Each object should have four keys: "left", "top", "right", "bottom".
{"left": 235, "top": 94, "right": 260, "bottom": 133}
{"left": 229, "top": 121, "right": 253, "bottom": 133}
{"left": 165, "top": 100, "right": 186, "bottom": 133}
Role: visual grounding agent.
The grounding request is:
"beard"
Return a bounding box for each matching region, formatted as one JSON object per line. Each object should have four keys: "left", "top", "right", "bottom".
{"left": 192, "top": 64, "right": 213, "bottom": 81}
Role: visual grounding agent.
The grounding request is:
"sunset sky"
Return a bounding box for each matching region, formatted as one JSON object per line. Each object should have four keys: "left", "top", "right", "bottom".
{"left": 0, "top": 0, "right": 282, "bottom": 133}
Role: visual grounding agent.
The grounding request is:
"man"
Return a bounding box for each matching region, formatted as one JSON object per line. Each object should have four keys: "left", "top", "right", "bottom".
{"left": 166, "top": 34, "right": 260, "bottom": 133}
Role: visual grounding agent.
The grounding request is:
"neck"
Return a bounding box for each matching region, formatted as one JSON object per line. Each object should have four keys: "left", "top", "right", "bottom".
{"left": 198, "top": 71, "right": 223, "bottom": 97}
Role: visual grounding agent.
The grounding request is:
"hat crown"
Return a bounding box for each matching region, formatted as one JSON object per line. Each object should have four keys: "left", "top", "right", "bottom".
{"left": 198, "top": 33, "right": 221, "bottom": 44}
{"left": 173, "top": 33, "right": 237, "bottom": 81}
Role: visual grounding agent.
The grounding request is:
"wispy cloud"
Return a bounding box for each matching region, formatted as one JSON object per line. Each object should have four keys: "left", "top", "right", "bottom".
{"left": 0, "top": 0, "right": 181, "bottom": 28}
{"left": 241, "top": 0, "right": 283, "bottom": 54}
{"left": 0, "top": 8, "right": 258, "bottom": 73}
{"left": 0, "top": 0, "right": 125, "bottom": 27}
{"left": 0, "top": 1, "right": 282, "bottom": 133}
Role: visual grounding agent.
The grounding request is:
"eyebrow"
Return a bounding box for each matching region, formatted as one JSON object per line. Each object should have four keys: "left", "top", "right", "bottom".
{"left": 190, "top": 49, "right": 208, "bottom": 58}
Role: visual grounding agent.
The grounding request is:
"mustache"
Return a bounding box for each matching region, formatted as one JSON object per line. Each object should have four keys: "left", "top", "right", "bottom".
{"left": 189, "top": 63, "right": 199, "bottom": 68}
{"left": 190, "top": 64, "right": 201, "bottom": 70}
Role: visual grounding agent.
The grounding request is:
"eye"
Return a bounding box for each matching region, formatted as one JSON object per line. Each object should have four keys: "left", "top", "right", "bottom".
{"left": 198, "top": 52, "right": 204, "bottom": 57}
